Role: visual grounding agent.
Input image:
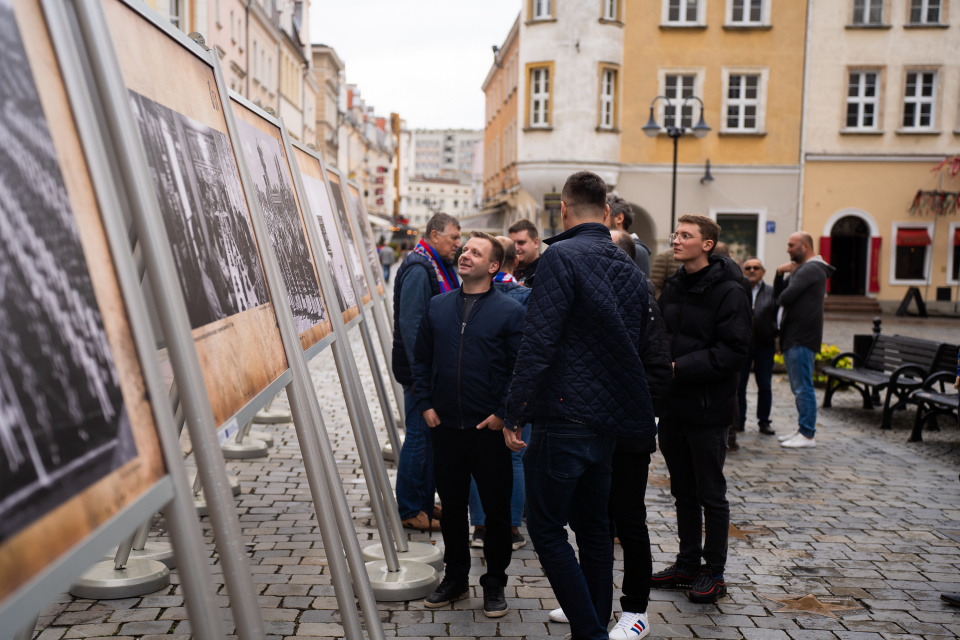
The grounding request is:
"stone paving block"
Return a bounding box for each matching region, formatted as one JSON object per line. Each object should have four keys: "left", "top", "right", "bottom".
{"left": 741, "top": 629, "right": 791, "bottom": 640}
{"left": 395, "top": 622, "right": 448, "bottom": 636}
{"left": 61, "top": 624, "right": 120, "bottom": 639}
{"left": 294, "top": 622, "right": 345, "bottom": 636}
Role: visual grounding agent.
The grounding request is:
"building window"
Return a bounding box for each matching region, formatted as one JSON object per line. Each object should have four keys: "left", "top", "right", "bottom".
{"left": 722, "top": 69, "right": 767, "bottom": 133}
{"left": 253, "top": 40, "right": 259, "bottom": 81}
{"left": 909, "top": 0, "right": 941, "bottom": 23}
{"left": 603, "top": 0, "right": 620, "bottom": 21}
{"left": 891, "top": 223, "right": 933, "bottom": 284}
{"left": 728, "top": 0, "right": 765, "bottom": 24}
{"left": 846, "top": 70, "right": 880, "bottom": 130}
{"left": 663, "top": 0, "right": 702, "bottom": 25}
{"left": 902, "top": 70, "right": 937, "bottom": 130}
{"left": 949, "top": 223, "right": 960, "bottom": 285}
{"left": 527, "top": 64, "right": 553, "bottom": 128}
{"left": 852, "top": 0, "right": 884, "bottom": 24}
{"left": 530, "top": 0, "right": 553, "bottom": 20}
{"left": 713, "top": 211, "right": 764, "bottom": 266}
{"left": 599, "top": 67, "right": 618, "bottom": 129}
{"left": 663, "top": 73, "right": 698, "bottom": 129}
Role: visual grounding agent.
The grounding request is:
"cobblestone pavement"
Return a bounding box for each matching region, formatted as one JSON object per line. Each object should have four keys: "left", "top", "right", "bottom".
{"left": 27, "top": 312, "right": 960, "bottom": 640}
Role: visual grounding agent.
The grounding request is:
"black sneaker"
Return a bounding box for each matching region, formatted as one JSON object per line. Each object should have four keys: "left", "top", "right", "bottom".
{"left": 471, "top": 528, "right": 485, "bottom": 549}
{"left": 482, "top": 583, "right": 509, "bottom": 617}
{"left": 651, "top": 563, "right": 701, "bottom": 590}
{"left": 688, "top": 570, "right": 727, "bottom": 603}
{"left": 512, "top": 532, "right": 526, "bottom": 550}
{"left": 424, "top": 577, "right": 469, "bottom": 608}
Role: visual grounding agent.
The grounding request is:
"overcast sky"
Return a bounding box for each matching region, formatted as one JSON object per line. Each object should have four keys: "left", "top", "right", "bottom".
{"left": 309, "top": 1, "right": 520, "bottom": 130}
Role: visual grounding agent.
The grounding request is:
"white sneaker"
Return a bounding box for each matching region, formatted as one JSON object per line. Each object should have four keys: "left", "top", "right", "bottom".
{"left": 781, "top": 433, "right": 816, "bottom": 448}
{"left": 778, "top": 430, "right": 800, "bottom": 442}
{"left": 549, "top": 607, "right": 569, "bottom": 623}
{"left": 609, "top": 612, "right": 650, "bottom": 640}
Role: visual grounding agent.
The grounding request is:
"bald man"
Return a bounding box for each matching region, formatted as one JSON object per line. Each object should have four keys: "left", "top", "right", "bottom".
{"left": 774, "top": 232, "right": 835, "bottom": 449}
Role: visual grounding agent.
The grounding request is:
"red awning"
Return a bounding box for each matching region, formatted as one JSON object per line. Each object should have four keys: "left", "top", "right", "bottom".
{"left": 954, "top": 228, "right": 960, "bottom": 246}
{"left": 897, "top": 228, "right": 931, "bottom": 247}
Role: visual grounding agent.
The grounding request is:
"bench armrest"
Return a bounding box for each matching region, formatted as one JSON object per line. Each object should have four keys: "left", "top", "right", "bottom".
{"left": 919, "top": 370, "right": 958, "bottom": 392}
{"left": 830, "top": 351, "right": 861, "bottom": 368}
{"left": 889, "top": 364, "right": 928, "bottom": 385}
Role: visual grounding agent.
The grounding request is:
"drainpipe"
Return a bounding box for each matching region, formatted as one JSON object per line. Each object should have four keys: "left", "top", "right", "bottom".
{"left": 796, "top": 0, "right": 812, "bottom": 235}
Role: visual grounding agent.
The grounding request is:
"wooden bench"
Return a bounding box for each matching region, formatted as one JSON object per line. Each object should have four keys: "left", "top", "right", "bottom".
{"left": 910, "top": 346, "right": 959, "bottom": 442}
{"left": 822, "top": 334, "right": 948, "bottom": 429}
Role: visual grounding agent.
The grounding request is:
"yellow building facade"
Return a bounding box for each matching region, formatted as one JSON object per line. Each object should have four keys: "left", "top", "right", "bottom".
{"left": 801, "top": 0, "right": 960, "bottom": 311}
{"left": 617, "top": 0, "right": 808, "bottom": 266}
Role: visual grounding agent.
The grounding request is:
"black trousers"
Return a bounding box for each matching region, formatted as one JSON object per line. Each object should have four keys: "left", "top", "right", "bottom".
{"left": 609, "top": 443, "right": 652, "bottom": 614}
{"left": 657, "top": 416, "right": 729, "bottom": 574}
{"left": 430, "top": 427, "right": 513, "bottom": 586}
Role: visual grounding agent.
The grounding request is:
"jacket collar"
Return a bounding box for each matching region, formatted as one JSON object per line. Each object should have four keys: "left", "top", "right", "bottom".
{"left": 544, "top": 221, "right": 610, "bottom": 245}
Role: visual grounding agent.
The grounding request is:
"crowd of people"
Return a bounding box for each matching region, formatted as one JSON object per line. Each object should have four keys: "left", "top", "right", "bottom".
{"left": 386, "top": 170, "right": 834, "bottom": 639}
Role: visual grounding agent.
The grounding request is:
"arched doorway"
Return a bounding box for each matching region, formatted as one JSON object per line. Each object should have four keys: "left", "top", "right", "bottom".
{"left": 627, "top": 203, "right": 656, "bottom": 251}
{"left": 830, "top": 215, "right": 869, "bottom": 295}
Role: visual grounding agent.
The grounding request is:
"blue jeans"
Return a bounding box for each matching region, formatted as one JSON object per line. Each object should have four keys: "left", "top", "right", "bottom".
{"left": 738, "top": 346, "right": 775, "bottom": 429}
{"left": 469, "top": 423, "right": 531, "bottom": 527}
{"left": 525, "top": 420, "right": 616, "bottom": 640}
{"left": 783, "top": 345, "right": 817, "bottom": 438}
{"left": 395, "top": 386, "right": 433, "bottom": 519}
{"left": 382, "top": 264, "right": 391, "bottom": 282}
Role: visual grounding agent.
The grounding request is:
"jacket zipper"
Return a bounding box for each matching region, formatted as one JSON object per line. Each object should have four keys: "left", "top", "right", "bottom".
{"left": 458, "top": 318, "right": 465, "bottom": 428}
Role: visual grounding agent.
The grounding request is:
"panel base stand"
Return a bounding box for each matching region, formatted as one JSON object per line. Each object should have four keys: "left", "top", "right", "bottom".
{"left": 192, "top": 474, "right": 241, "bottom": 517}
{"left": 381, "top": 443, "right": 394, "bottom": 462}
{"left": 189, "top": 473, "right": 241, "bottom": 495}
{"left": 221, "top": 436, "right": 269, "bottom": 459}
{"left": 70, "top": 560, "right": 170, "bottom": 599}
{"left": 247, "top": 429, "right": 275, "bottom": 446}
{"left": 362, "top": 542, "right": 444, "bottom": 572}
{"left": 103, "top": 542, "right": 176, "bottom": 569}
{"left": 361, "top": 560, "right": 438, "bottom": 602}
{"left": 253, "top": 407, "right": 292, "bottom": 424}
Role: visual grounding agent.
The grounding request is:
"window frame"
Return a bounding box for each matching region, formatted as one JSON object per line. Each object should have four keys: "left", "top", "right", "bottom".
{"left": 725, "top": 0, "right": 770, "bottom": 26}
{"left": 720, "top": 67, "right": 768, "bottom": 134}
{"left": 525, "top": 62, "right": 555, "bottom": 129}
{"left": 601, "top": 0, "right": 623, "bottom": 22}
{"left": 528, "top": 0, "right": 556, "bottom": 21}
{"left": 948, "top": 222, "right": 960, "bottom": 285}
{"left": 900, "top": 68, "right": 939, "bottom": 132}
{"left": 656, "top": 68, "right": 705, "bottom": 133}
{"left": 851, "top": 0, "right": 886, "bottom": 25}
{"left": 661, "top": 0, "right": 706, "bottom": 26}
{"left": 908, "top": 0, "right": 943, "bottom": 24}
{"left": 890, "top": 221, "right": 934, "bottom": 285}
{"left": 843, "top": 67, "right": 883, "bottom": 132}
{"left": 597, "top": 63, "right": 620, "bottom": 131}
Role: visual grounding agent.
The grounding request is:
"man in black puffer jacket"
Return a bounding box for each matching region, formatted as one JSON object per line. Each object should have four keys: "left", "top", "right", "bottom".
{"left": 502, "top": 171, "right": 655, "bottom": 640}
{"left": 412, "top": 232, "right": 526, "bottom": 618}
{"left": 653, "top": 214, "right": 751, "bottom": 605}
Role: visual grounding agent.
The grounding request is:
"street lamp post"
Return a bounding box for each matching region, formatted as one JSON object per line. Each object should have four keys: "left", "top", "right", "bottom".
{"left": 642, "top": 95, "right": 711, "bottom": 235}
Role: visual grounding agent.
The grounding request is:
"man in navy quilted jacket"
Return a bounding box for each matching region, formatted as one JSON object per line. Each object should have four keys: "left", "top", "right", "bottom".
{"left": 502, "top": 171, "right": 656, "bottom": 640}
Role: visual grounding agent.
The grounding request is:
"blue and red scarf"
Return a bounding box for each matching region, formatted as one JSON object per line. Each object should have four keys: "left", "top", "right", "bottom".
{"left": 493, "top": 272, "right": 516, "bottom": 283}
{"left": 413, "top": 239, "right": 459, "bottom": 293}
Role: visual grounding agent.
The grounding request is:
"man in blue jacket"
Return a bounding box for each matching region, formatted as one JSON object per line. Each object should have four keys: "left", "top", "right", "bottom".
{"left": 412, "top": 232, "right": 526, "bottom": 617}
{"left": 392, "top": 212, "right": 461, "bottom": 531}
{"left": 502, "top": 171, "right": 656, "bottom": 640}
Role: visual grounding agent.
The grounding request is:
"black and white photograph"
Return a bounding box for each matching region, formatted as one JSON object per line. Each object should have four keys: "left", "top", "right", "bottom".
{"left": 301, "top": 173, "right": 358, "bottom": 313}
{"left": 235, "top": 119, "right": 327, "bottom": 334}
{"left": 348, "top": 187, "right": 385, "bottom": 290}
{"left": 0, "top": 0, "right": 136, "bottom": 543}
{"left": 129, "top": 91, "right": 270, "bottom": 330}
{"left": 328, "top": 179, "right": 371, "bottom": 301}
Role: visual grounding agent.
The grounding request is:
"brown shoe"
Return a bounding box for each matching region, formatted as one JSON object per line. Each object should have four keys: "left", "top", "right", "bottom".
{"left": 402, "top": 511, "right": 441, "bottom": 532}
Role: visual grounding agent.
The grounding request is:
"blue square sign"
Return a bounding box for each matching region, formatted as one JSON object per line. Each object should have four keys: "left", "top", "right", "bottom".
{"left": 766, "top": 221, "right": 776, "bottom": 234}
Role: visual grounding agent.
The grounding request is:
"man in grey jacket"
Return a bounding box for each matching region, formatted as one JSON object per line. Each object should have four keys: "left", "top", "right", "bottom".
{"left": 773, "top": 232, "right": 836, "bottom": 449}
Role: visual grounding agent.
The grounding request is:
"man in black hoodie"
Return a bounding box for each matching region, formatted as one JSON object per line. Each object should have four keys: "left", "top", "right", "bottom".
{"left": 653, "top": 215, "right": 751, "bottom": 604}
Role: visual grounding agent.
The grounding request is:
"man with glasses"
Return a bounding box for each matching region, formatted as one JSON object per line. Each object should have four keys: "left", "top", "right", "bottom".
{"left": 737, "top": 258, "right": 778, "bottom": 437}
{"left": 392, "top": 212, "right": 461, "bottom": 531}
{"left": 653, "top": 215, "right": 751, "bottom": 603}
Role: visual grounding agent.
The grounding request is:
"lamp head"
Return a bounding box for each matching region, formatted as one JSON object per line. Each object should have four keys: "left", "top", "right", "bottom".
{"left": 692, "top": 113, "right": 711, "bottom": 139}
{"left": 642, "top": 106, "right": 660, "bottom": 138}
